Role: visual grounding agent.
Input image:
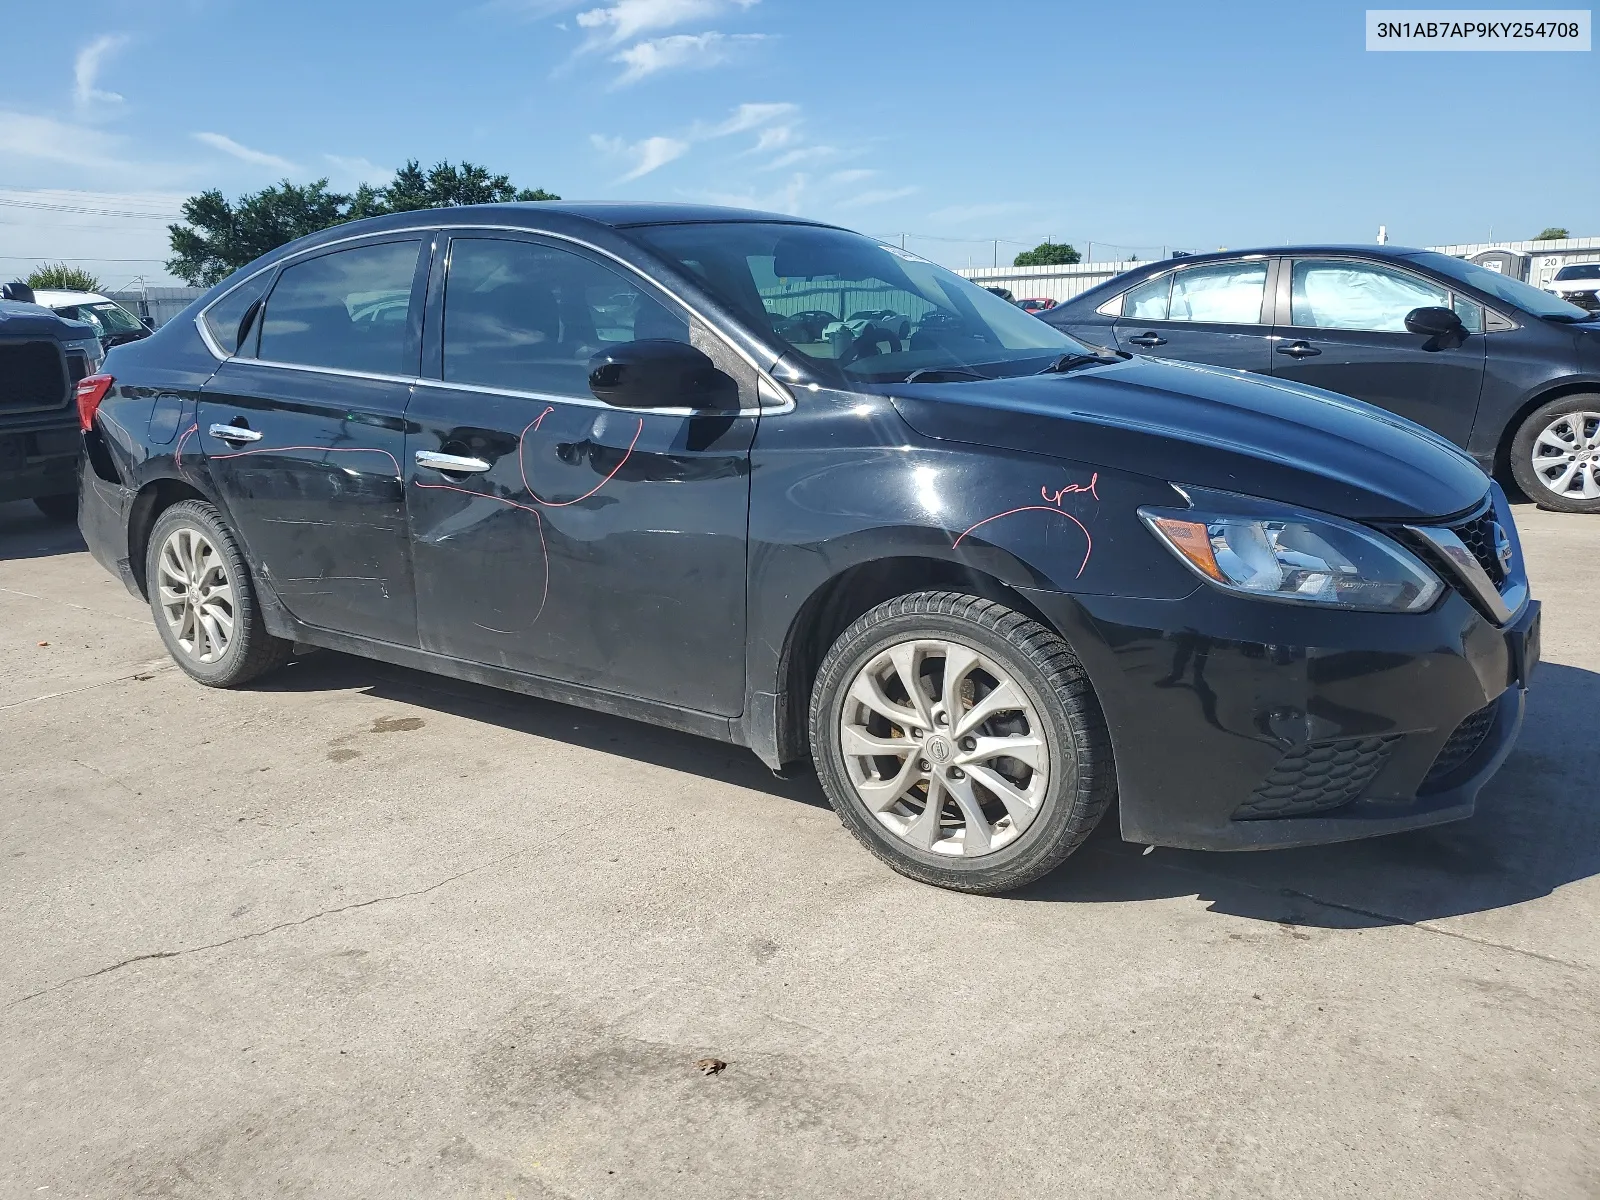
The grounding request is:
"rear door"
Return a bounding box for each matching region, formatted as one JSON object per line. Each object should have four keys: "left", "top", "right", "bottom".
{"left": 1111, "top": 258, "right": 1276, "bottom": 371}
{"left": 197, "top": 235, "right": 429, "bottom": 646}
{"left": 403, "top": 232, "right": 758, "bottom": 715}
{"left": 1268, "top": 256, "right": 1487, "bottom": 444}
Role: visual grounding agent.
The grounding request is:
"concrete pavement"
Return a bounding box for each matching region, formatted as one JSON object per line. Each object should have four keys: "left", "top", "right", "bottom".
{"left": 1, "top": 498, "right": 1596, "bottom": 1198}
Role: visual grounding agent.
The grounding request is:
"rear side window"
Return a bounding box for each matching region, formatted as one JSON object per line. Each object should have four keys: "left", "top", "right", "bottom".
{"left": 1167, "top": 262, "right": 1267, "bottom": 324}
{"left": 203, "top": 276, "right": 272, "bottom": 356}
{"left": 442, "top": 237, "right": 689, "bottom": 396}
{"left": 257, "top": 240, "right": 421, "bottom": 373}
{"left": 1121, "top": 273, "right": 1171, "bottom": 319}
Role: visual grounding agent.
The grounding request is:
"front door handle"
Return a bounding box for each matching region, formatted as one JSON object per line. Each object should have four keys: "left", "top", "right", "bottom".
{"left": 1127, "top": 332, "right": 1167, "bottom": 347}
{"left": 415, "top": 450, "right": 491, "bottom": 474}
{"left": 209, "top": 423, "right": 262, "bottom": 443}
{"left": 1276, "top": 341, "right": 1322, "bottom": 359}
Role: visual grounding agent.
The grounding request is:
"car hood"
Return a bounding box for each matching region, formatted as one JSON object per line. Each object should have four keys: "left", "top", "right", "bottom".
{"left": 887, "top": 356, "right": 1488, "bottom": 523}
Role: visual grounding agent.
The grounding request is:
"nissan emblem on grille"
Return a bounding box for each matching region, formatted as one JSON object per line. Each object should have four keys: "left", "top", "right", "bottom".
{"left": 1493, "top": 522, "right": 1514, "bottom": 577}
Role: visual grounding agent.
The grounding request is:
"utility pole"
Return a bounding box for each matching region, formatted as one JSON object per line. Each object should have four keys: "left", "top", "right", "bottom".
{"left": 993, "top": 239, "right": 998, "bottom": 268}
{"left": 900, "top": 232, "right": 906, "bottom": 251}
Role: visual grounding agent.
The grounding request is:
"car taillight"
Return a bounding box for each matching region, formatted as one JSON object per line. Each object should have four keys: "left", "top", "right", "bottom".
{"left": 75, "top": 374, "right": 114, "bottom": 432}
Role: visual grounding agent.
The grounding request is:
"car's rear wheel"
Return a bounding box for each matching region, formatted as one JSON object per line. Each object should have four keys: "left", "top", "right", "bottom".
{"left": 146, "top": 500, "right": 292, "bottom": 687}
{"left": 33, "top": 493, "right": 77, "bottom": 522}
{"left": 809, "top": 591, "right": 1115, "bottom": 894}
{"left": 1510, "top": 394, "right": 1600, "bottom": 513}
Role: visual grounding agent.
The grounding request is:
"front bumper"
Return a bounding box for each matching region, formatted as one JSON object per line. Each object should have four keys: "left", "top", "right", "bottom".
{"left": 1021, "top": 584, "right": 1538, "bottom": 851}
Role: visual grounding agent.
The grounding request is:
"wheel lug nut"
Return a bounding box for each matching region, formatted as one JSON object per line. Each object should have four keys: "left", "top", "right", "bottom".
{"left": 918, "top": 759, "right": 931, "bottom": 772}
{"left": 934, "top": 712, "right": 947, "bottom": 726}
{"left": 960, "top": 737, "right": 976, "bottom": 752}
{"left": 948, "top": 767, "right": 965, "bottom": 779}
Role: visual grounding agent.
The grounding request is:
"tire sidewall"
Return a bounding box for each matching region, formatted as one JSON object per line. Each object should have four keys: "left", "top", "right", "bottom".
{"left": 812, "top": 606, "right": 1084, "bottom": 890}
{"left": 146, "top": 502, "right": 260, "bottom": 685}
{"left": 1510, "top": 395, "right": 1600, "bottom": 514}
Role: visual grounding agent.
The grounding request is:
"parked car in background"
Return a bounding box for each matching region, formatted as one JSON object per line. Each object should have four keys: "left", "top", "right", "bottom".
{"left": 1042, "top": 246, "right": 1600, "bottom": 512}
{"left": 1546, "top": 262, "right": 1600, "bottom": 314}
{"left": 74, "top": 205, "right": 1537, "bottom": 894}
{"left": 0, "top": 282, "right": 103, "bottom": 520}
{"left": 1018, "top": 297, "right": 1057, "bottom": 315}
{"left": 33, "top": 289, "right": 153, "bottom": 353}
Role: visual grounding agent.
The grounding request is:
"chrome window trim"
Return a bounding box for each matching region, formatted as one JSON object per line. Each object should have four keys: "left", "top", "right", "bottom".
{"left": 192, "top": 221, "right": 795, "bottom": 414}
{"left": 415, "top": 377, "right": 702, "bottom": 419}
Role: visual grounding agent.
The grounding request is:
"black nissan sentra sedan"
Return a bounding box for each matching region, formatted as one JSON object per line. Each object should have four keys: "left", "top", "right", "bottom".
{"left": 74, "top": 204, "right": 1540, "bottom": 894}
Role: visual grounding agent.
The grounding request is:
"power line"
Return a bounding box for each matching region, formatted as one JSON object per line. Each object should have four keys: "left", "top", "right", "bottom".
{"left": 0, "top": 197, "right": 183, "bottom": 220}
{"left": 0, "top": 255, "right": 172, "bottom": 262}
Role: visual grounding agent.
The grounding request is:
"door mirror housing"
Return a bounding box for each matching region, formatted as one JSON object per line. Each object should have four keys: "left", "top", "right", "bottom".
{"left": 1404, "top": 305, "right": 1465, "bottom": 339}
{"left": 587, "top": 339, "right": 736, "bottom": 409}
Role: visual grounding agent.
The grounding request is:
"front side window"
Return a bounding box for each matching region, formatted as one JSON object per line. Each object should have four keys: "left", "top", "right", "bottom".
{"left": 442, "top": 238, "right": 690, "bottom": 395}
{"left": 257, "top": 240, "right": 421, "bottom": 373}
{"left": 1289, "top": 260, "right": 1448, "bottom": 332}
{"left": 630, "top": 222, "right": 1086, "bottom": 384}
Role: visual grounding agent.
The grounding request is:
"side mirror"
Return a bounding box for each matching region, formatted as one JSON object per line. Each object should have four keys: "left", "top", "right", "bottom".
{"left": 141, "top": 316, "right": 156, "bottom": 330}
{"left": 1404, "top": 306, "right": 1465, "bottom": 339}
{"left": 587, "top": 339, "right": 735, "bottom": 409}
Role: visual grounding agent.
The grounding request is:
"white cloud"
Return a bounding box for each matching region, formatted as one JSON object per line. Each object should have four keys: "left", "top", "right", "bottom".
{"left": 692, "top": 172, "right": 807, "bottom": 215}
{"left": 828, "top": 169, "right": 877, "bottom": 185}
{"left": 835, "top": 186, "right": 919, "bottom": 210}
{"left": 576, "top": 0, "right": 757, "bottom": 49}
{"left": 764, "top": 144, "right": 837, "bottom": 170}
{"left": 591, "top": 133, "right": 691, "bottom": 181}
{"left": 709, "top": 101, "right": 797, "bottom": 136}
{"left": 611, "top": 31, "right": 765, "bottom": 84}
{"left": 323, "top": 153, "right": 392, "bottom": 187}
{"left": 0, "top": 111, "right": 131, "bottom": 171}
{"left": 192, "top": 132, "right": 299, "bottom": 174}
{"left": 74, "top": 35, "right": 129, "bottom": 113}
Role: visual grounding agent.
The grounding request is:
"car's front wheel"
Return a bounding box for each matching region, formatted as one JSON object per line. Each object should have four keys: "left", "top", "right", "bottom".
{"left": 809, "top": 591, "right": 1115, "bottom": 894}
{"left": 1510, "top": 394, "right": 1600, "bottom": 513}
{"left": 145, "top": 500, "right": 292, "bottom": 687}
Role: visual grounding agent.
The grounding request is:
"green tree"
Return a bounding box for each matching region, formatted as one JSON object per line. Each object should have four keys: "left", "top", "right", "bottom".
{"left": 1535, "top": 226, "right": 1570, "bottom": 241}
{"left": 25, "top": 262, "right": 103, "bottom": 292}
{"left": 167, "top": 161, "right": 560, "bottom": 286}
{"left": 1013, "top": 241, "right": 1081, "bottom": 267}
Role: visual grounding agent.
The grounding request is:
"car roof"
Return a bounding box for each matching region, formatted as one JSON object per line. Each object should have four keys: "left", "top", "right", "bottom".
{"left": 1061, "top": 244, "right": 1441, "bottom": 305}
{"left": 33, "top": 289, "right": 113, "bottom": 305}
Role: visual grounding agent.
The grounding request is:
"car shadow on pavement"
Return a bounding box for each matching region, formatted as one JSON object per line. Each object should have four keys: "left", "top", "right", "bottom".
{"left": 255, "top": 648, "right": 832, "bottom": 809}
{"left": 0, "top": 501, "right": 87, "bottom": 561}
{"left": 1019, "top": 660, "right": 1600, "bottom": 930}
{"left": 258, "top": 649, "right": 1600, "bottom": 930}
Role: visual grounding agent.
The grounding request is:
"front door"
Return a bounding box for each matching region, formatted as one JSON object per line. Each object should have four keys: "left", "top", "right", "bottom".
{"left": 1111, "top": 258, "right": 1275, "bottom": 371}
{"left": 197, "top": 235, "right": 428, "bottom": 646}
{"left": 403, "top": 233, "right": 757, "bottom": 716}
{"left": 1269, "top": 256, "right": 1488, "bottom": 445}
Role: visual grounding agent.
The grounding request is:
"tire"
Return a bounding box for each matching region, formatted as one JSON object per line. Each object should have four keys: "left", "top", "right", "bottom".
{"left": 1509, "top": 394, "right": 1600, "bottom": 514}
{"left": 33, "top": 493, "right": 77, "bottom": 522}
{"left": 145, "top": 500, "right": 292, "bottom": 687}
{"left": 809, "top": 591, "right": 1115, "bottom": 894}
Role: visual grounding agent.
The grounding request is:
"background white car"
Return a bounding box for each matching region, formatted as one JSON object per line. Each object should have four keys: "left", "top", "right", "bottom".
{"left": 31, "top": 289, "right": 153, "bottom": 351}
{"left": 1546, "top": 262, "right": 1600, "bottom": 314}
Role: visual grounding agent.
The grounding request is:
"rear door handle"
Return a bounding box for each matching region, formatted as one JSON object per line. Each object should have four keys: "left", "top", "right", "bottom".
{"left": 208, "top": 423, "right": 262, "bottom": 443}
{"left": 1276, "top": 341, "right": 1322, "bottom": 359}
{"left": 415, "top": 450, "right": 491, "bottom": 474}
{"left": 1127, "top": 333, "right": 1166, "bottom": 347}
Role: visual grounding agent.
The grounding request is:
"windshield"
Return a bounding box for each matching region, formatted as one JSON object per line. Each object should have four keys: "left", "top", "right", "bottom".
{"left": 53, "top": 301, "right": 145, "bottom": 337}
{"left": 629, "top": 222, "right": 1090, "bottom": 383}
{"left": 1555, "top": 264, "right": 1600, "bottom": 281}
{"left": 1403, "top": 252, "right": 1591, "bottom": 321}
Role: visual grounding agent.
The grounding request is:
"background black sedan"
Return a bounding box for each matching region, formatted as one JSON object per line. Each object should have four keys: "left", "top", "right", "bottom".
{"left": 1041, "top": 246, "right": 1600, "bottom": 513}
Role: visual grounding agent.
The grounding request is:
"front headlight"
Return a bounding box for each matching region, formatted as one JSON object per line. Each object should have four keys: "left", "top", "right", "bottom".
{"left": 66, "top": 337, "right": 105, "bottom": 372}
{"left": 1139, "top": 488, "right": 1443, "bottom": 613}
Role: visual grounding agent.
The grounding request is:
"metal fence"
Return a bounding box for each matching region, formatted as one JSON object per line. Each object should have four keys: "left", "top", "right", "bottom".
{"left": 105, "top": 287, "right": 205, "bottom": 329}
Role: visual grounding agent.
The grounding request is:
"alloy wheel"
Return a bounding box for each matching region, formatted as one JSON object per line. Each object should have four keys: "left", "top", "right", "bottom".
{"left": 1530, "top": 410, "right": 1600, "bottom": 500}
{"left": 838, "top": 637, "right": 1049, "bottom": 857}
{"left": 156, "top": 526, "right": 236, "bottom": 664}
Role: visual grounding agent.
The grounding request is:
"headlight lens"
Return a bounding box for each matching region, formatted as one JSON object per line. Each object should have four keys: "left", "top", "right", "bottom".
{"left": 67, "top": 337, "right": 105, "bottom": 371}
{"left": 1139, "top": 491, "right": 1442, "bottom": 613}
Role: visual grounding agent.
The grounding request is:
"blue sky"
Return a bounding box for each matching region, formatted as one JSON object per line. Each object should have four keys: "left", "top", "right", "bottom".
{"left": 2, "top": 0, "right": 1595, "bottom": 287}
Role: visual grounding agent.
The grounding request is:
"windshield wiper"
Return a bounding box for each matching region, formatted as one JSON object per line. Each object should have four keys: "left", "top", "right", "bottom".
{"left": 1035, "top": 350, "right": 1125, "bottom": 374}
{"left": 900, "top": 367, "right": 989, "bottom": 384}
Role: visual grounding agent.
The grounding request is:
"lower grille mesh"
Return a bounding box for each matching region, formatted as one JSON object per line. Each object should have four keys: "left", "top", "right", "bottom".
{"left": 1235, "top": 735, "right": 1400, "bottom": 820}
{"left": 1421, "top": 702, "right": 1498, "bottom": 791}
